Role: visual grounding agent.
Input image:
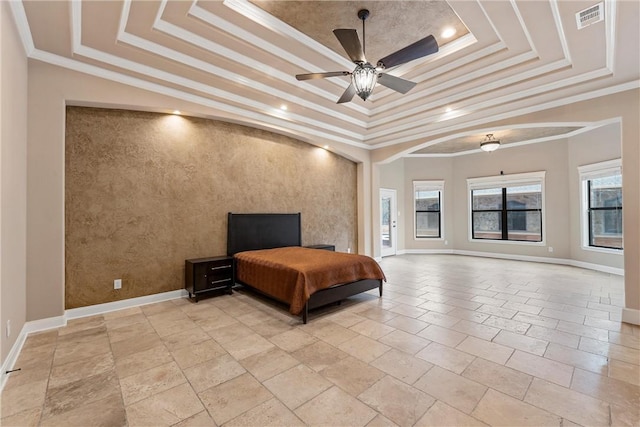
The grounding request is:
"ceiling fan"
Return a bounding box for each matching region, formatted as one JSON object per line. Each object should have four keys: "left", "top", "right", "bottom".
{"left": 295, "top": 9, "right": 439, "bottom": 104}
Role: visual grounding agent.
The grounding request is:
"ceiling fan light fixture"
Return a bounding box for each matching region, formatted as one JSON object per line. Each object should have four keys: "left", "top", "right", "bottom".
{"left": 480, "top": 134, "right": 501, "bottom": 152}
{"left": 352, "top": 63, "right": 378, "bottom": 101}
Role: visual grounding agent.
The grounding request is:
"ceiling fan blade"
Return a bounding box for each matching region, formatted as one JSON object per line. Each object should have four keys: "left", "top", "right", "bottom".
{"left": 377, "top": 74, "right": 417, "bottom": 94}
{"left": 377, "top": 35, "right": 438, "bottom": 69}
{"left": 337, "top": 83, "right": 356, "bottom": 104}
{"left": 333, "top": 29, "right": 366, "bottom": 63}
{"left": 296, "top": 71, "right": 350, "bottom": 81}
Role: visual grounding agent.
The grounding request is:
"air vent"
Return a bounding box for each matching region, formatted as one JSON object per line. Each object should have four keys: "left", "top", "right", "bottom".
{"left": 576, "top": 2, "right": 604, "bottom": 29}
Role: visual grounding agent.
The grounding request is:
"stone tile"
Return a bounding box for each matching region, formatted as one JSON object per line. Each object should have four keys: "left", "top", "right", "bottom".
{"left": 110, "top": 332, "right": 162, "bottom": 359}
{"left": 173, "top": 410, "right": 217, "bottom": 427}
{"left": 447, "top": 308, "right": 490, "bottom": 324}
{"left": 221, "top": 333, "right": 275, "bottom": 360}
{"left": 338, "top": 334, "right": 391, "bottom": 363}
{"left": 104, "top": 313, "right": 148, "bottom": 333}
{"left": 370, "top": 349, "right": 434, "bottom": 385}
{"left": 48, "top": 352, "right": 114, "bottom": 389}
{"left": 539, "top": 308, "right": 585, "bottom": 324}
{"left": 325, "top": 310, "right": 367, "bottom": 328}
{"left": 608, "top": 359, "right": 640, "bottom": 386}
{"left": 161, "top": 327, "right": 210, "bottom": 352}
{"left": 493, "top": 330, "right": 548, "bottom": 356}
{"left": 524, "top": 378, "right": 610, "bottom": 426}
{"left": 482, "top": 316, "right": 531, "bottom": 334}
{"left": 456, "top": 336, "right": 514, "bottom": 364}
{"left": 295, "top": 386, "right": 377, "bottom": 427}
{"left": 358, "top": 375, "right": 435, "bottom": 426}
{"left": 182, "top": 354, "right": 246, "bottom": 393}
{"left": 263, "top": 364, "right": 332, "bottom": 409}
{"left": 414, "top": 366, "right": 487, "bottom": 414}
{"left": 378, "top": 329, "right": 430, "bottom": 355}
{"left": 0, "top": 378, "right": 48, "bottom": 418}
{"left": 269, "top": 328, "right": 317, "bottom": 352}
{"left": 366, "top": 413, "right": 400, "bottom": 427}
{"left": 171, "top": 339, "right": 226, "bottom": 370}
{"left": 513, "top": 312, "right": 559, "bottom": 329}
{"left": 199, "top": 373, "right": 272, "bottom": 425}
{"left": 102, "top": 306, "right": 142, "bottom": 320}
{"left": 462, "top": 357, "right": 532, "bottom": 399}
{"left": 39, "top": 394, "right": 126, "bottom": 427}
{"left": 251, "top": 318, "right": 294, "bottom": 338}
{"left": 417, "top": 324, "right": 467, "bottom": 347}
{"left": 225, "top": 398, "right": 305, "bottom": 427}
{"left": 502, "top": 301, "right": 542, "bottom": 315}
{"left": 418, "top": 301, "right": 457, "bottom": 314}
{"left": 206, "top": 322, "right": 252, "bottom": 344}
{"left": 556, "top": 321, "right": 609, "bottom": 341}
{"left": 476, "top": 304, "right": 517, "bottom": 319}
{"left": 305, "top": 321, "right": 359, "bottom": 346}
{"left": 125, "top": 383, "right": 203, "bottom": 426}
{"left": 114, "top": 345, "right": 173, "bottom": 380}
{"left": 526, "top": 325, "right": 580, "bottom": 348}
{"left": 357, "top": 307, "right": 399, "bottom": 323}
{"left": 472, "top": 389, "right": 561, "bottom": 426}
{"left": 579, "top": 336, "right": 640, "bottom": 364}
{"left": 543, "top": 343, "right": 608, "bottom": 375}
{"left": 384, "top": 315, "right": 429, "bottom": 334}
{"left": 119, "top": 361, "right": 186, "bottom": 405}
{"left": 584, "top": 316, "right": 624, "bottom": 331}
{"left": 56, "top": 325, "right": 108, "bottom": 346}
{"left": 417, "top": 311, "right": 460, "bottom": 327}
{"left": 321, "top": 356, "right": 386, "bottom": 397}
{"left": 291, "top": 340, "right": 349, "bottom": 372}
{"left": 506, "top": 350, "right": 574, "bottom": 387}
{"left": 240, "top": 347, "right": 300, "bottom": 381}
{"left": 570, "top": 367, "right": 640, "bottom": 409}
{"left": 415, "top": 400, "right": 487, "bottom": 427}
{"left": 415, "top": 342, "right": 475, "bottom": 374}
{"left": 389, "top": 303, "right": 428, "bottom": 318}
{"left": 52, "top": 336, "right": 111, "bottom": 366}
{"left": 611, "top": 403, "right": 640, "bottom": 427}
{"left": 349, "top": 319, "right": 396, "bottom": 339}
{"left": 451, "top": 320, "right": 500, "bottom": 341}
{"left": 43, "top": 370, "right": 120, "bottom": 419}
{"left": 0, "top": 407, "right": 42, "bottom": 427}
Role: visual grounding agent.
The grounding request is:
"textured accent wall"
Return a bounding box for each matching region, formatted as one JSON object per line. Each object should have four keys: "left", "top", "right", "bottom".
{"left": 65, "top": 107, "right": 357, "bottom": 309}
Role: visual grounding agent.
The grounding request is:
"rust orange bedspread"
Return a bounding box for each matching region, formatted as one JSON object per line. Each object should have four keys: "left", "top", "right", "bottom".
{"left": 234, "top": 247, "right": 386, "bottom": 315}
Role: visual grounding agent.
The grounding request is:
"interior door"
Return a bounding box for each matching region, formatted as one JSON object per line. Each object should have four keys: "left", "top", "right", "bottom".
{"left": 380, "top": 188, "right": 397, "bottom": 257}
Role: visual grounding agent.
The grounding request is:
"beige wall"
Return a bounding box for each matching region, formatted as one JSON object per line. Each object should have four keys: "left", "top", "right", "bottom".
{"left": 65, "top": 107, "right": 356, "bottom": 309}
{"left": 568, "top": 123, "right": 623, "bottom": 268}
{"left": 1, "top": 1, "right": 28, "bottom": 362}
{"left": 28, "top": 61, "right": 371, "bottom": 320}
{"left": 452, "top": 139, "right": 571, "bottom": 258}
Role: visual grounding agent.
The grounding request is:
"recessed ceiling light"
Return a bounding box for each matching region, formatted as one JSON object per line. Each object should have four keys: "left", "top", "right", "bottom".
{"left": 172, "top": 110, "right": 181, "bottom": 115}
{"left": 445, "top": 107, "right": 453, "bottom": 113}
{"left": 323, "top": 145, "right": 330, "bottom": 150}
{"left": 280, "top": 105, "right": 288, "bottom": 111}
{"left": 441, "top": 27, "right": 456, "bottom": 39}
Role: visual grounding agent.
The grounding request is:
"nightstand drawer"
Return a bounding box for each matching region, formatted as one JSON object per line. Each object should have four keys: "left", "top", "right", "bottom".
{"left": 185, "top": 256, "right": 234, "bottom": 301}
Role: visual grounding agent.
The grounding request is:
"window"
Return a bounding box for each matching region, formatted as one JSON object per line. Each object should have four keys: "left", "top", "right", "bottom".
{"left": 467, "top": 172, "right": 545, "bottom": 243}
{"left": 414, "top": 180, "right": 443, "bottom": 239}
{"left": 578, "top": 160, "right": 623, "bottom": 251}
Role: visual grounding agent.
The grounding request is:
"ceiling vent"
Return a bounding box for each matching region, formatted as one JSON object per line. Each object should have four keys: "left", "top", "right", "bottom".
{"left": 576, "top": 2, "right": 604, "bottom": 29}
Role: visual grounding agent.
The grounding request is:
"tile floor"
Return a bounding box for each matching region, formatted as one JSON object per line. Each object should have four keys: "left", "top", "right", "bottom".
{"left": 1, "top": 254, "right": 639, "bottom": 426}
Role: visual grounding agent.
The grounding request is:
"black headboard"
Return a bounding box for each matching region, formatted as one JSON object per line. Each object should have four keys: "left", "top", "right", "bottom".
{"left": 227, "top": 213, "right": 302, "bottom": 256}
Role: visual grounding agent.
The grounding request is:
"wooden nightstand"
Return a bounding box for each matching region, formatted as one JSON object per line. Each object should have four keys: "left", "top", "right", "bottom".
{"left": 185, "top": 256, "right": 234, "bottom": 302}
{"left": 304, "top": 244, "right": 335, "bottom": 251}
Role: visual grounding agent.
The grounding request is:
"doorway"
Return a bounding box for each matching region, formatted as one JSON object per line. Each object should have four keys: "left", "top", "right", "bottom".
{"left": 380, "top": 188, "right": 397, "bottom": 257}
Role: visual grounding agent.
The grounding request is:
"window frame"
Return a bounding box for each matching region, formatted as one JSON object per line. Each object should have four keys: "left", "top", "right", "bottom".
{"left": 578, "top": 159, "right": 623, "bottom": 253}
{"left": 467, "top": 171, "right": 546, "bottom": 245}
{"left": 413, "top": 180, "right": 444, "bottom": 240}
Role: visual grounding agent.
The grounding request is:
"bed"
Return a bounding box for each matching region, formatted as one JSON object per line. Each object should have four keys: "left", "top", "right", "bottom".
{"left": 227, "top": 212, "right": 385, "bottom": 323}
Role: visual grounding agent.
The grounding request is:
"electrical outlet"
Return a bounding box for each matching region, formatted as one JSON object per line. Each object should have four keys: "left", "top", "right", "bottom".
{"left": 548, "top": 247, "right": 554, "bottom": 253}
{"left": 445, "top": 240, "right": 449, "bottom": 245}
{"left": 347, "top": 247, "right": 351, "bottom": 253}
{"left": 114, "top": 279, "right": 122, "bottom": 289}
{"left": 6, "top": 320, "right": 11, "bottom": 338}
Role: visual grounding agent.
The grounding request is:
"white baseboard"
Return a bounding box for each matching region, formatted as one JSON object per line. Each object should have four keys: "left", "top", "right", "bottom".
{"left": 400, "top": 249, "right": 455, "bottom": 255}
{"left": 568, "top": 260, "right": 624, "bottom": 276}
{"left": 1, "top": 289, "right": 188, "bottom": 392}
{"left": 65, "top": 289, "right": 188, "bottom": 320}
{"left": 622, "top": 308, "right": 640, "bottom": 326}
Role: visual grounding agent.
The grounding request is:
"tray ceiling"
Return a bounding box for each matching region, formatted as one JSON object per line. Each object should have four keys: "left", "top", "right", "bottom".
{"left": 8, "top": 0, "right": 640, "bottom": 156}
